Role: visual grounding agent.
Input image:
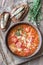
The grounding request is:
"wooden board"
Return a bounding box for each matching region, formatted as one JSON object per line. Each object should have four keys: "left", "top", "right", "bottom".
{"left": 0, "top": 0, "right": 43, "bottom": 65}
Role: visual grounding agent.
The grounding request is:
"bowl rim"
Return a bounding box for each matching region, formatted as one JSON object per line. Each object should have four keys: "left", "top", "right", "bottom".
{"left": 5, "top": 21, "right": 42, "bottom": 58}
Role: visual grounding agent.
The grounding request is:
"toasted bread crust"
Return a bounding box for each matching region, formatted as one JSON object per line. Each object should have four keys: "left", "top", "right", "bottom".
{"left": 11, "top": 3, "right": 29, "bottom": 22}
{"left": 0, "top": 12, "right": 11, "bottom": 31}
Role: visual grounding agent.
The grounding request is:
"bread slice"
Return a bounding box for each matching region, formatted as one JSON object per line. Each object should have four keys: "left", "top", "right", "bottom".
{"left": 0, "top": 12, "right": 11, "bottom": 31}
{"left": 11, "top": 3, "right": 29, "bottom": 22}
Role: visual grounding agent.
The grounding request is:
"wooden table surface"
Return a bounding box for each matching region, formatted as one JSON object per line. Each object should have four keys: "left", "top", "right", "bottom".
{"left": 21, "top": 0, "right": 43, "bottom": 65}
{"left": 22, "top": 0, "right": 43, "bottom": 65}
{"left": 0, "top": 0, "right": 43, "bottom": 65}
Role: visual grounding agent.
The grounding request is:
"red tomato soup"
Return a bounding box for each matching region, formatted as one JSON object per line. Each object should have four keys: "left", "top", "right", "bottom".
{"left": 7, "top": 24, "right": 39, "bottom": 57}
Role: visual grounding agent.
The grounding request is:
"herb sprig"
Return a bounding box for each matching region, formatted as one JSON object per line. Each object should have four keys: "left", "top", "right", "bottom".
{"left": 28, "top": 0, "right": 42, "bottom": 23}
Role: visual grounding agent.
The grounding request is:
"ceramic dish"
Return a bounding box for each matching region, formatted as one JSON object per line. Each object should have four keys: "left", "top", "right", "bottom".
{"left": 6, "top": 22, "right": 42, "bottom": 58}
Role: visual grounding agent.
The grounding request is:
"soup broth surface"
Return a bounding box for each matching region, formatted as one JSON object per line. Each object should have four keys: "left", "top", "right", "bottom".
{"left": 7, "top": 24, "right": 39, "bottom": 57}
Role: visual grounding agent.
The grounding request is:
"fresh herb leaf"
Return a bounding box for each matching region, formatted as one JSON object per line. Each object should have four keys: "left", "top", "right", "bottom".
{"left": 28, "top": 0, "right": 42, "bottom": 25}
{"left": 15, "top": 31, "right": 20, "bottom": 36}
{"left": 15, "top": 28, "right": 23, "bottom": 36}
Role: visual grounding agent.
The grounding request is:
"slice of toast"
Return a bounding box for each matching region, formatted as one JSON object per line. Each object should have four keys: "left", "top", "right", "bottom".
{"left": 11, "top": 3, "right": 29, "bottom": 22}
{"left": 0, "top": 12, "right": 11, "bottom": 31}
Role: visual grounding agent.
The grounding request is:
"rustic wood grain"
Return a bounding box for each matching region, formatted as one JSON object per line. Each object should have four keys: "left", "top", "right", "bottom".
{"left": 0, "top": 0, "right": 43, "bottom": 65}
